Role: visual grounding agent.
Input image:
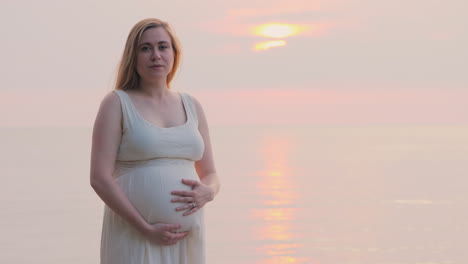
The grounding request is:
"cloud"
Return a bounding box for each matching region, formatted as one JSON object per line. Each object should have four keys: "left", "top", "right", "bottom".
{"left": 224, "top": 0, "right": 321, "bottom": 18}
{"left": 194, "top": 0, "right": 331, "bottom": 38}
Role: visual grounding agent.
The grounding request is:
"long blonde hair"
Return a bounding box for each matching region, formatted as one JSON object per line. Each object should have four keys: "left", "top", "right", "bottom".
{"left": 115, "top": 18, "right": 182, "bottom": 90}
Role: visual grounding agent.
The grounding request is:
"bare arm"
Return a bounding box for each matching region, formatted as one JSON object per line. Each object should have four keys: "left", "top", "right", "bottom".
{"left": 193, "top": 96, "right": 220, "bottom": 196}
{"left": 171, "top": 95, "right": 220, "bottom": 215}
{"left": 90, "top": 92, "right": 187, "bottom": 245}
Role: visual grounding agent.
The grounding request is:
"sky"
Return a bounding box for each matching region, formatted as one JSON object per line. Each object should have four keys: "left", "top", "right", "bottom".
{"left": 0, "top": 0, "right": 467, "bottom": 127}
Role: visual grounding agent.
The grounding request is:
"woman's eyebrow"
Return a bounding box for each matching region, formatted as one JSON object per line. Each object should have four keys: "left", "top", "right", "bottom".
{"left": 139, "top": 41, "right": 170, "bottom": 47}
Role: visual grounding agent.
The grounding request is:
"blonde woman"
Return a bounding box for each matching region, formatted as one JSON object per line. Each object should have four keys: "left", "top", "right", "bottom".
{"left": 90, "top": 18, "right": 220, "bottom": 264}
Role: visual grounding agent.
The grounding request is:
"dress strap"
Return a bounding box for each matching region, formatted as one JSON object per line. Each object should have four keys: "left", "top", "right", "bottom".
{"left": 113, "top": 90, "right": 138, "bottom": 130}
{"left": 180, "top": 92, "right": 199, "bottom": 126}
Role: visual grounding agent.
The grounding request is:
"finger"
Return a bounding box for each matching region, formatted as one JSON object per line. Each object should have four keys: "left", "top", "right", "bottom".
{"left": 166, "top": 240, "right": 178, "bottom": 246}
{"left": 183, "top": 206, "right": 198, "bottom": 216}
{"left": 176, "top": 202, "right": 195, "bottom": 211}
{"left": 182, "top": 178, "right": 198, "bottom": 185}
{"left": 171, "top": 196, "right": 193, "bottom": 203}
{"left": 171, "top": 190, "right": 194, "bottom": 196}
{"left": 163, "top": 223, "right": 182, "bottom": 232}
{"left": 176, "top": 231, "right": 189, "bottom": 238}
{"left": 181, "top": 178, "right": 199, "bottom": 187}
{"left": 166, "top": 232, "right": 189, "bottom": 245}
{"left": 167, "top": 231, "right": 189, "bottom": 241}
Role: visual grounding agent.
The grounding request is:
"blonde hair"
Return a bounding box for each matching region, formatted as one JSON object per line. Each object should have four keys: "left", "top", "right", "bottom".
{"left": 115, "top": 18, "right": 182, "bottom": 90}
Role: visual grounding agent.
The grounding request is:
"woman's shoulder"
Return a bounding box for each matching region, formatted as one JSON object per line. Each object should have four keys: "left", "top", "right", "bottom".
{"left": 92, "top": 90, "right": 124, "bottom": 136}
{"left": 96, "top": 91, "right": 123, "bottom": 120}
{"left": 179, "top": 91, "right": 206, "bottom": 122}
{"left": 180, "top": 91, "right": 203, "bottom": 109}
{"left": 101, "top": 90, "right": 122, "bottom": 108}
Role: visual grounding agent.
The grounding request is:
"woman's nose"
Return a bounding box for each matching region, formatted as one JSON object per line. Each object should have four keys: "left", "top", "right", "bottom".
{"left": 151, "top": 50, "right": 162, "bottom": 60}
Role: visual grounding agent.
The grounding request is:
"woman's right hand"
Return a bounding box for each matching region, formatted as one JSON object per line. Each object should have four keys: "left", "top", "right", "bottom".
{"left": 142, "top": 223, "right": 189, "bottom": 246}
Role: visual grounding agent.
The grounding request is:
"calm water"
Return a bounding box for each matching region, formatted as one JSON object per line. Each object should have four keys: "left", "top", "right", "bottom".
{"left": 1, "top": 125, "right": 467, "bottom": 264}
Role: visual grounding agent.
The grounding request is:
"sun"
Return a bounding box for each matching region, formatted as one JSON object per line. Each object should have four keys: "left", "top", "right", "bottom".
{"left": 253, "top": 23, "right": 302, "bottom": 38}
{"left": 251, "top": 23, "right": 307, "bottom": 51}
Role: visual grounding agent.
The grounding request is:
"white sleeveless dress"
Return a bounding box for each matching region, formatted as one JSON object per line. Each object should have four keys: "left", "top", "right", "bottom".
{"left": 100, "top": 90, "right": 205, "bottom": 264}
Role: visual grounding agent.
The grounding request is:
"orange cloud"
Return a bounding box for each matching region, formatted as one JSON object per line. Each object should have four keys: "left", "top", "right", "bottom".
{"left": 250, "top": 23, "right": 316, "bottom": 51}
{"left": 199, "top": 20, "right": 328, "bottom": 38}
{"left": 225, "top": 0, "right": 321, "bottom": 18}
{"left": 252, "top": 23, "right": 310, "bottom": 38}
{"left": 195, "top": 1, "right": 330, "bottom": 40}
{"left": 254, "top": 40, "right": 286, "bottom": 51}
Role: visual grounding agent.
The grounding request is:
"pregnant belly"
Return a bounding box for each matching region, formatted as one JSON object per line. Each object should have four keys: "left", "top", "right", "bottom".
{"left": 115, "top": 159, "right": 201, "bottom": 232}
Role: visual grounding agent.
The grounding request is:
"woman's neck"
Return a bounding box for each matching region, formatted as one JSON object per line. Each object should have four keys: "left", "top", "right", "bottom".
{"left": 137, "top": 79, "right": 170, "bottom": 99}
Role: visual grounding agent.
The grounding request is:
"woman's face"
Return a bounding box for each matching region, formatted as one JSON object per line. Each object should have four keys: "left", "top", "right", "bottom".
{"left": 136, "top": 27, "right": 174, "bottom": 84}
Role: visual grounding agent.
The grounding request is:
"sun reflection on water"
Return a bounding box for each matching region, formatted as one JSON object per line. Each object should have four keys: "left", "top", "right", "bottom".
{"left": 251, "top": 136, "right": 312, "bottom": 263}
{"left": 256, "top": 256, "right": 311, "bottom": 264}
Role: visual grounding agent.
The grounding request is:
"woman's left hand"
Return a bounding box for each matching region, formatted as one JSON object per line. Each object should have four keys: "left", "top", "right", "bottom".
{"left": 171, "top": 179, "right": 215, "bottom": 216}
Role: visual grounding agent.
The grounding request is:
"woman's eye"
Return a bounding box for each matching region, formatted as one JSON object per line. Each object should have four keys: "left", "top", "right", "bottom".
{"left": 159, "top": 45, "right": 169, "bottom": 50}
{"left": 141, "top": 46, "right": 152, "bottom": 52}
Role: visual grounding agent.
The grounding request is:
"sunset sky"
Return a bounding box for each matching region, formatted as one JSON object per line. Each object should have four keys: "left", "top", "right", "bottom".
{"left": 1, "top": 2, "right": 467, "bottom": 263}
{"left": 1, "top": 0, "right": 466, "bottom": 127}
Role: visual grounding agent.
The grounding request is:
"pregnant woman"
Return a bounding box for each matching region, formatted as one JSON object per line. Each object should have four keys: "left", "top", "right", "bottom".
{"left": 90, "top": 18, "right": 220, "bottom": 264}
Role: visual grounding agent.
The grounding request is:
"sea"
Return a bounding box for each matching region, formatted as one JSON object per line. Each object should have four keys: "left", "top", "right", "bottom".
{"left": 1, "top": 125, "right": 467, "bottom": 264}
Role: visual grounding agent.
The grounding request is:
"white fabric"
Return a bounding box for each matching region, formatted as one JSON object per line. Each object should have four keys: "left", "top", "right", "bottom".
{"left": 100, "top": 90, "right": 205, "bottom": 264}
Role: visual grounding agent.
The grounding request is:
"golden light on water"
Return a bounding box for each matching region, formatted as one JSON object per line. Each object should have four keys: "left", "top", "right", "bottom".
{"left": 258, "top": 224, "right": 294, "bottom": 241}
{"left": 252, "top": 136, "right": 310, "bottom": 263}
{"left": 268, "top": 170, "right": 283, "bottom": 177}
{"left": 253, "top": 23, "right": 303, "bottom": 38}
{"left": 257, "top": 256, "right": 311, "bottom": 264}
{"left": 251, "top": 208, "right": 298, "bottom": 221}
{"left": 254, "top": 40, "right": 287, "bottom": 51}
{"left": 255, "top": 138, "right": 298, "bottom": 205}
